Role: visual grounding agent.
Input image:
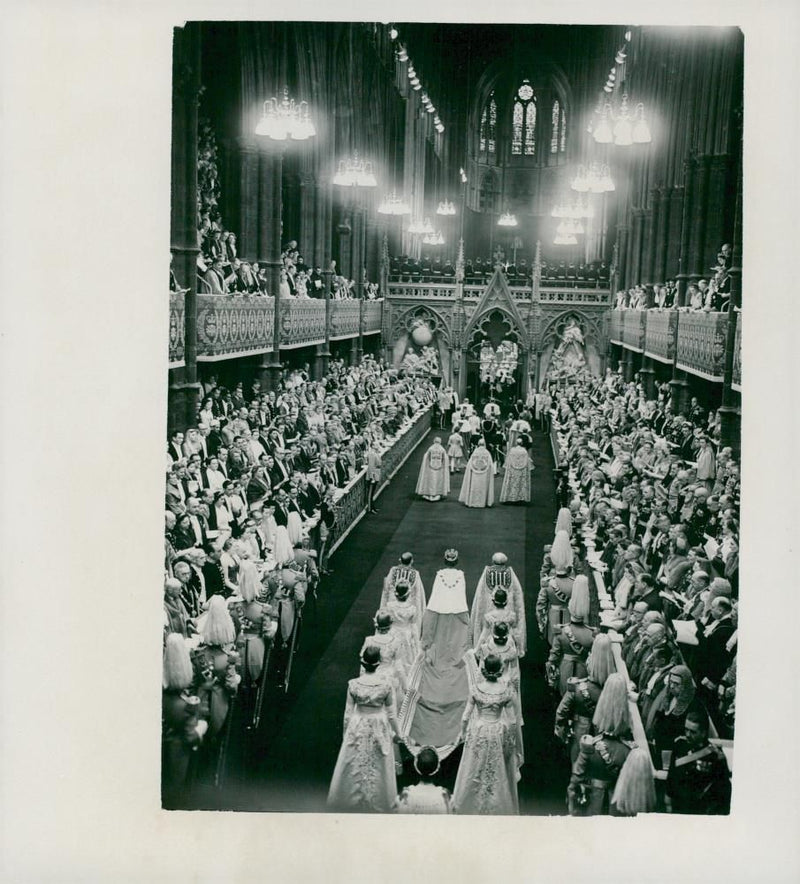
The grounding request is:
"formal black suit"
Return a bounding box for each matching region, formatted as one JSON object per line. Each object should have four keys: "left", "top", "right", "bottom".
{"left": 202, "top": 559, "right": 227, "bottom": 600}
{"left": 694, "top": 616, "right": 736, "bottom": 685}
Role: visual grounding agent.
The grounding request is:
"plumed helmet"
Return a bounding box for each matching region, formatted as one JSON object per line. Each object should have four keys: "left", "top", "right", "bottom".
{"left": 550, "top": 530, "right": 574, "bottom": 573}
{"left": 569, "top": 575, "right": 591, "bottom": 622}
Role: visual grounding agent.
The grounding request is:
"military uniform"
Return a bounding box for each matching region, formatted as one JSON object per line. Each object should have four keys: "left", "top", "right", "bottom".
{"left": 555, "top": 677, "right": 602, "bottom": 763}
{"left": 568, "top": 732, "right": 636, "bottom": 816}
{"left": 666, "top": 736, "right": 731, "bottom": 814}
{"left": 536, "top": 572, "right": 574, "bottom": 646}
{"left": 547, "top": 621, "right": 596, "bottom": 695}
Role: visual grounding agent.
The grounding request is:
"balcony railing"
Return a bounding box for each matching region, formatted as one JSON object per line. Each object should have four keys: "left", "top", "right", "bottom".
{"left": 363, "top": 300, "right": 383, "bottom": 335}
{"left": 197, "top": 294, "right": 277, "bottom": 359}
{"left": 611, "top": 309, "right": 738, "bottom": 385}
{"left": 675, "top": 311, "right": 729, "bottom": 381}
{"left": 184, "top": 295, "right": 383, "bottom": 361}
{"left": 732, "top": 315, "right": 742, "bottom": 391}
{"left": 622, "top": 310, "right": 646, "bottom": 351}
{"left": 169, "top": 291, "right": 185, "bottom": 366}
{"left": 387, "top": 281, "right": 610, "bottom": 304}
{"left": 644, "top": 310, "right": 678, "bottom": 363}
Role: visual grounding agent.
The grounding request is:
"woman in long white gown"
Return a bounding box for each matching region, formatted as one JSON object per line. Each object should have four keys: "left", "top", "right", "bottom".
{"left": 327, "top": 646, "right": 401, "bottom": 812}
{"left": 452, "top": 653, "right": 521, "bottom": 815}
{"left": 385, "top": 582, "right": 422, "bottom": 673}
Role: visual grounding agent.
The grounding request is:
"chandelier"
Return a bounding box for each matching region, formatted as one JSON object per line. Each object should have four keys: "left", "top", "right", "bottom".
{"left": 557, "top": 218, "right": 585, "bottom": 237}
{"left": 571, "top": 163, "right": 615, "bottom": 194}
{"left": 554, "top": 232, "right": 578, "bottom": 245}
{"left": 436, "top": 199, "right": 456, "bottom": 216}
{"left": 255, "top": 87, "right": 316, "bottom": 141}
{"left": 333, "top": 152, "right": 377, "bottom": 187}
{"left": 551, "top": 195, "right": 594, "bottom": 220}
{"left": 498, "top": 212, "right": 518, "bottom": 227}
{"left": 377, "top": 191, "right": 411, "bottom": 215}
{"left": 590, "top": 93, "right": 651, "bottom": 146}
{"left": 408, "top": 218, "right": 435, "bottom": 235}
{"left": 423, "top": 230, "right": 445, "bottom": 245}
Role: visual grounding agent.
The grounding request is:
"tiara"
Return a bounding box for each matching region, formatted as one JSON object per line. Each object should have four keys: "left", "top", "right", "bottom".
{"left": 444, "top": 548, "right": 458, "bottom": 562}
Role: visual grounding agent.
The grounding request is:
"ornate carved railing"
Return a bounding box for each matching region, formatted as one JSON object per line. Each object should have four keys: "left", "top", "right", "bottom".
{"left": 387, "top": 283, "right": 457, "bottom": 299}
{"left": 191, "top": 296, "right": 383, "bottom": 360}
{"left": 197, "top": 294, "right": 276, "bottom": 359}
{"left": 732, "top": 315, "right": 742, "bottom": 390}
{"left": 363, "top": 300, "right": 383, "bottom": 335}
{"left": 675, "top": 311, "right": 729, "bottom": 381}
{"left": 609, "top": 310, "right": 623, "bottom": 344}
{"left": 279, "top": 299, "right": 327, "bottom": 349}
{"left": 644, "top": 310, "right": 678, "bottom": 363}
{"left": 168, "top": 291, "right": 185, "bottom": 366}
{"left": 538, "top": 287, "right": 612, "bottom": 305}
{"left": 622, "top": 310, "right": 646, "bottom": 351}
{"left": 329, "top": 300, "right": 361, "bottom": 341}
{"left": 328, "top": 405, "right": 433, "bottom": 552}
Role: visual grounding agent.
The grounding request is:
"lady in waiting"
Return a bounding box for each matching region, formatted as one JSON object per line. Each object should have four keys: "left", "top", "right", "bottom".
{"left": 452, "top": 653, "right": 521, "bottom": 815}
{"left": 327, "top": 646, "right": 402, "bottom": 813}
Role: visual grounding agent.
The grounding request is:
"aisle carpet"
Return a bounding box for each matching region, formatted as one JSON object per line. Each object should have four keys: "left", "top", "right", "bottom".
{"left": 198, "top": 427, "right": 568, "bottom": 814}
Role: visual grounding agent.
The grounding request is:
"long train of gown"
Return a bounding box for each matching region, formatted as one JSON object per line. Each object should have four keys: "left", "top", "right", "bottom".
{"left": 399, "top": 610, "right": 470, "bottom": 759}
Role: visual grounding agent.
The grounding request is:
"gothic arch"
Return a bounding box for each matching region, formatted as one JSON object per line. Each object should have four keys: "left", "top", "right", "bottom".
{"left": 465, "top": 307, "right": 525, "bottom": 353}
{"left": 540, "top": 310, "right": 603, "bottom": 349}
{"left": 390, "top": 304, "right": 452, "bottom": 347}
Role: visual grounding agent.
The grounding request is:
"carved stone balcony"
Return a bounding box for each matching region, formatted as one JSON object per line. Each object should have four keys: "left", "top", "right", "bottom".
{"left": 197, "top": 294, "right": 277, "bottom": 360}
{"left": 621, "top": 310, "right": 646, "bottom": 351}
{"left": 644, "top": 310, "right": 678, "bottom": 363}
{"left": 169, "top": 291, "right": 185, "bottom": 366}
{"left": 675, "top": 311, "right": 729, "bottom": 381}
{"left": 176, "top": 294, "right": 383, "bottom": 361}
{"left": 611, "top": 309, "right": 737, "bottom": 385}
{"left": 732, "top": 315, "right": 742, "bottom": 391}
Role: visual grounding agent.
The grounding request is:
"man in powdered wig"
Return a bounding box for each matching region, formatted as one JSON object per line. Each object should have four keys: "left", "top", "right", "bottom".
{"left": 415, "top": 436, "right": 450, "bottom": 502}
{"left": 380, "top": 551, "right": 426, "bottom": 621}
{"left": 470, "top": 552, "right": 527, "bottom": 656}
{"left": 536, "top": 528, "right": 574, "bottom": 646}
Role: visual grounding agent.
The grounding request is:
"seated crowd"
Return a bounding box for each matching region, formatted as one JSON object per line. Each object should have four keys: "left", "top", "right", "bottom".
{"left": 161, "top": 356, "right": 436, "bottom": 806}
{"left": 537, "top": 368, "right": 738, "bottom": 815}
{"left": 614, "top": 243, "right": 734, "bottom": 312}
{"left": 183, "top": 226, "right": 381, "bottom": 300}
{"left": 388, "top": 255, "right": 610, "bottom": 288}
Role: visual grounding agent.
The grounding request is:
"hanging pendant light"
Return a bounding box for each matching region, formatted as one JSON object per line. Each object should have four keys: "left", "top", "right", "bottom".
{"left": 632, "top": 103, "right": 652, "bottom": 143}
{"left": 593, "top": 105, "right": 614, "bottom": 144}
{"left": 613, "top": 93, "right": 633, "bottom": 146}
{"left": 255, "top": 87, "right": 316, "bottom": 141}
{"left": 498, "top": 212, "right": 518, "bottom": 227}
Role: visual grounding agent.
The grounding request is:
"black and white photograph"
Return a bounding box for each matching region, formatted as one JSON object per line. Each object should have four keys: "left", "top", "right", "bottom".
{"left": 2, "top": 2, "right": 799, "bottom": 881}
{"left": 164, "top": 20, "right": 742, "bottom": 816}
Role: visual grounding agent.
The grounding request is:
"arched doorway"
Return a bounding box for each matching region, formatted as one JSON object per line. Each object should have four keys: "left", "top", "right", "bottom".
{"left": 465, "top": 309, "right": 525, "bottom": 409}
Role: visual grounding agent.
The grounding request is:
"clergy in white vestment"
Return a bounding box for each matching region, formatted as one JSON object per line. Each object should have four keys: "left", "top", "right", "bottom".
{"left": 415, "top": 437, "right": 450, "bottom": 501}
{"left": 458, "top": 440, "right": 494, "bottom": 508}
{"left": 499, "top": 443, "right": 533, "bottom": 504}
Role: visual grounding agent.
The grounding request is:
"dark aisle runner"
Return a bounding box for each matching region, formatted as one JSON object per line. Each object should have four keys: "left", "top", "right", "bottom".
{"left": 210, "top": 427, "right": 565, "bottom": 813}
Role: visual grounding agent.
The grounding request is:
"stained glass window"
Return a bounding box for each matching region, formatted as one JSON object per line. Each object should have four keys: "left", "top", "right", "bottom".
{"left": 488, "top": 96, "right": 497, "bottom": 154}
{"left": 560, "top": 107, "right": 567, "bottom": 152}
{"left": 524, "top": 100, "right": 536, "bottom": 155}
{"left": 551, "top": 101, "right": 560, "bottom": 153}
{"left": 512, "top": 81, "right": 536, "bottom": 157}
{"left": 480, "top": 107, "right": 487, "bottom": 154}
{"left": 512, "top": 101, "right": 523, "bottom": 155}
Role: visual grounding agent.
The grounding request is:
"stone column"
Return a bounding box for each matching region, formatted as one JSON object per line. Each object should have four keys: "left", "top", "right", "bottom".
{"left": 676, "top": 155, "right": 696, "bottom": 307}
{"left": 688, "top": 154, "right": 711, "bottom": 284}
{"left": 299, "top": 171, "right": 316, "bottom": 266}
{"left": 669, "top": 370, "right": 691, "bottom": 416}
{"left": 237, "top": 136, "right": 260, "bottom": 262}
{"left": 169, "top": 23, "right": 202, "bottom": 432}
{"left": 719, "top": 146, "right": 742, "bottom": 457}
{"left": 640, "top": 356, "right": 656, "bottom": 399}
{"left": 641, "top": 198, "right": 657, "bottom": 286}
{"left": 257, "top": 142, "right": 285, "bottom": 390}
{"left": 653, "top": 186, "right": 671, "bottom": 286}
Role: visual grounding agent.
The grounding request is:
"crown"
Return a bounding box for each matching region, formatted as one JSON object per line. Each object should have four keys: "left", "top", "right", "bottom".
{"left": 444, "top": 548, "right": 458, "bottom": 563}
